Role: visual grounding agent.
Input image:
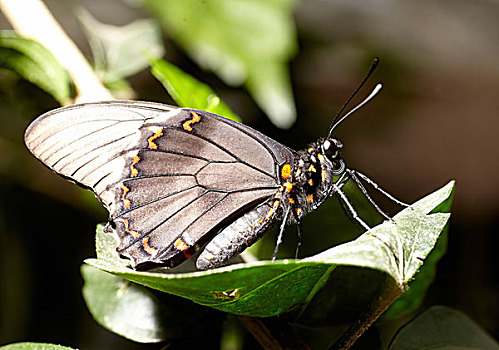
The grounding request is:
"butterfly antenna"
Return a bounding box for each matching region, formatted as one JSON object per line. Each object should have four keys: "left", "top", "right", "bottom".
{"left": 327, "top": 83, "right": 383, "bottom": 137}
{"left": 327, "top": 57, "right": 380, "bottom": 139}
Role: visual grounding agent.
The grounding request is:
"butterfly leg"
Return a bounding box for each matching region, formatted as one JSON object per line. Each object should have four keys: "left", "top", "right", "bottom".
{"left": 272, "top": 206, "right": 291, "bottom": 261}
{"left": 334, "top": 183, "right": 371, "bottom": 231}
{"left": 295, "top": 223, "right": 303, "bottom": 259}
{"left": 350, "top": 169, "right": 409, "bottom": 207}
{"left": 345, "top": 169, "right": 392, "bottom": 221}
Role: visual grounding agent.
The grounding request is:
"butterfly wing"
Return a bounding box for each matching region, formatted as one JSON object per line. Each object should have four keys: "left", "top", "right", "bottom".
{"left": 25, "top": 100, "right": 294, "bottom": 268}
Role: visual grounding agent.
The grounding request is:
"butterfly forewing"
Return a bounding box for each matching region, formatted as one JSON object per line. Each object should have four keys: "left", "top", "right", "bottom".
{"left": 24, "top": 101, "right": 293, "bottom": 268}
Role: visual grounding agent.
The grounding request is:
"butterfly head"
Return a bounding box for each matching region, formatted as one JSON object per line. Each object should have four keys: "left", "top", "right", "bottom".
{"left": 322, "top": 138, "right": 345, "bottom": 175}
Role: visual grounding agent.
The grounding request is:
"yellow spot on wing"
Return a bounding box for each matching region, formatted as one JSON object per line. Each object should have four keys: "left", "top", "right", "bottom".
{"left": 308, "top": 179, "right": 313, "bottom": 186}
{"left": 147, "top": 128, "right": 163, "bottom": 149}
{"left": 306, "top": 194, "right": 314, "bottom": 203}
{"left": 174, "top": 238, "right": 189, "bottom": 252}
{"left": 115, "top": 218, "right": 141, "bottom": 239}
{"left": 120, "top": 184, "right": 131, "bottom": 209}
{"left": 174, "top": 238, "right": 193, "bottom": 258}
{"left": 308, "top": 164, "right": 316, "bottom": 173}
{"left": 142, "top": 237, "right": 158, "bottom": 256}
{"left": 281, "top": 163, "right": 291, "bottom": 179}
{"left": 130, "top": 154, "right": 140, "bottom": 177}
{"left": 321, "top": 169, "right": 327, "bottom": 182}
{"left": 183, "top": 111, "right": 202, "bottom": 131}
{"left": 284, "top": 182, "right": 293, "bottom": 193}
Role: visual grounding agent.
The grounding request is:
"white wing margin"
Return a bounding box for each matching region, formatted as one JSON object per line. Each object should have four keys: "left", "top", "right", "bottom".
{"left": 24, "top": 100, "right": 181, "bottom": 211}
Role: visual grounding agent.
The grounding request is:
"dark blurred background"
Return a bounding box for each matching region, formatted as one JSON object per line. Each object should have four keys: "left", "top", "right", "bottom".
{"left": 0, "top": 0, "right": 498, "bottom": 349}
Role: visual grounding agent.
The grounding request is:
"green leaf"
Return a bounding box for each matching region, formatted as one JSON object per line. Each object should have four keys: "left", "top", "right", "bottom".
{"left": 81, "top": 264, "right": 167, "bottom": 343}
{"left": 382, "top": 181, "right": 454, "bottom": 319}
{"left": 94, "top": 224, "right": 129, "bottom": 267}
{"left": 0, "top": 343, "right": 76, "bottom": 350}
{"left": 77, "top": 8, "right": 164, "bottom": 83}
{"left": 85, "top": 182, "right": 453, "bottom": 319}
{"left": 0, "top": 31, "right": 71, "bottom": 104}
{"left": 383, "top": 224, "right": 449, "bottom": 319}
{"left": 150, "top": 57, "right": 240, "bottom": 122}
{"left": 83, "top": 226, "right": 224, "bottom": 342}
{"left": 389, "top": 306, "right": 499, "bottom": 350}
{"left": 304, "top": 181, "right": 454, "bottom": 285}
{"left": 143, "top": 0, "right": 298, "bottom": 128}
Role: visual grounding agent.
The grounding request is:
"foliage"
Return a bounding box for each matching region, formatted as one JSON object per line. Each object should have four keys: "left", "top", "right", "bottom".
{"left": 0, "top": 31, "right": 71, "bottom": 104}
{"left": 143, "top": 0, "right": 298, "bottom": 128}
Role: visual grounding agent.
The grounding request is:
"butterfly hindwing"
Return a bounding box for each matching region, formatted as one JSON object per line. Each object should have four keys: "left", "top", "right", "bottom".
{"left": 25, "top": 101, "right": 294, "bottom": 268}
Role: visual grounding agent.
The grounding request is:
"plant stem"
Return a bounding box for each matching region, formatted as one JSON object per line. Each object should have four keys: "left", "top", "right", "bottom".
{"left": 0, "top": 0, "right": 112, "bottom": 103}
{"left": 238, "top": 315, "right": 310, "bottom": 350}
{"left": 330, "top": 277, "right": 403, "bottom": 350}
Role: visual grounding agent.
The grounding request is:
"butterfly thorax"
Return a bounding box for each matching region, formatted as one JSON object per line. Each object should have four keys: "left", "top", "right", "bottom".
{"left": 278, "top": 137, "right": 344, "bottom": 224}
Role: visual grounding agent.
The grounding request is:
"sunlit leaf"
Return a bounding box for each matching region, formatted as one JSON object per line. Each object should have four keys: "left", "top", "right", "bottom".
{"left": 143, "top": 0, "right": 298, "bottom": 128}
{"left": 0, "top": 31, "right": 71, "bottom": 104}
{"left": 150, "top": 57, "right": 240, "bottom": 121}
{"left": 77, "top": 8, "right": 164, "bottom": 83}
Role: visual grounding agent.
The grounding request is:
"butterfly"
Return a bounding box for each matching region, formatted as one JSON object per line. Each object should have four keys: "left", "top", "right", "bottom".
{"left": 24, "top": 61, "right": 404, "bottom": 270}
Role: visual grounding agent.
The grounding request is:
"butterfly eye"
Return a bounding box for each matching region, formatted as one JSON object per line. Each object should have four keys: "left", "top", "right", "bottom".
{"left": 323, "top": 138, "right": 343, "bottom": 159}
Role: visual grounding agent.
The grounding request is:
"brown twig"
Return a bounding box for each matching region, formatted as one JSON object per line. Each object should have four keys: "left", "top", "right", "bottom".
{"left": 238, "top": 315, "right": 310, "bottom": 350}
{"left": 330, "top": 277, "right": 403, "bottom": 350}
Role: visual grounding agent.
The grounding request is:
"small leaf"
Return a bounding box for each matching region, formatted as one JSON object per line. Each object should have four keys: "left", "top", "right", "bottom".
{"left": 0, "top": 343, "right": 76, "bottom": 350}
{"left": 94, "top": 224, "right": 128, "bottom": 267}
{"left": 150, "top": 57, "right": 240, "bottom": 121}
{"left": 389, "top": 306, "right": 499, "bottom": 350}
{"left": 81, "top": 264, "right": 167, "bottom": 343}
{"left": 0, "top": 31, "right": 71, "bottom": 104}
{"left": 85, "top": 182, "right": 453, "bottom": 319}
{"left": 143, "top": 0, "right": 298, "bottom": 128}
{"left": 77, "top": 8, "right": 164, "bottom": 83}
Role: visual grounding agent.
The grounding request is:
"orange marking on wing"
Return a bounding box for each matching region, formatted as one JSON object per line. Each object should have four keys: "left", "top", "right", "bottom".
{"left": 142, "top": 237, "right": 158, "bottom": 256}
{"left": 283, "top": 182, "right": 293, "bottom": 193}
{"left": 288, "top": 198, "right": 295, "bottom": 204}
{"left": 174, "top": 238, "right": 193, "bottom": 258}
{"left": 321, "top": 169, "right": 327, "bottom": 182}
{"left": 306, "top": 194, "right": 314, "bottom": 203}
{"left": 308, "top": 179, "right": 313, "bottom": 186}
{"left": 174, "top": 238, "right": 189, "bottom": 251}
{"left": 130, "top": 154, "right": 140, "bottom": 177}
{"left": 115, "top": 218, "right": 141, "bottom": 239}
{"left": 183, "top": 111, "right": 202, "bottom": 131}
{"left": 308, "top": 164, "right": 316, "bottom": 173}
{"left": 296, "top": 208, "right": 303, "bottom": 215}
{"left": 281, "top": 163, "right": 291, "bottom": 180}
{"left": 120, "top": 184, "right": 131, "bottom": 209}
{"left": 147, "top": 128, "right": 163, "bottom": 149}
